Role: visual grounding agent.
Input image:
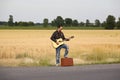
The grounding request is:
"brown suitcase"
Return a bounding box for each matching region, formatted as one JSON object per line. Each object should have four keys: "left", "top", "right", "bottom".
{"left": 61, "top": 58, "right": 73, "bottom": 66}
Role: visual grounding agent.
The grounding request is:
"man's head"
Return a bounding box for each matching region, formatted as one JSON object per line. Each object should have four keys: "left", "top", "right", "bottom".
{"left": 57, "top": 25, "right": 63, "bottom": 32}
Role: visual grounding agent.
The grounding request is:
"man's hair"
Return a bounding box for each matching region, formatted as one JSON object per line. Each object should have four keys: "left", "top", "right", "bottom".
{"left": 57, "top": 25, "right": 62, "bottom": 28}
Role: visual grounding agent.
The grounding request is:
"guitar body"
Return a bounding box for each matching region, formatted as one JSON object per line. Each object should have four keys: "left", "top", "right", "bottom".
{"left": 52, "top": 38, "right": 64, "bottom": 48}
{"left": 51, "top": 36, "right": 74, "bottom": 48}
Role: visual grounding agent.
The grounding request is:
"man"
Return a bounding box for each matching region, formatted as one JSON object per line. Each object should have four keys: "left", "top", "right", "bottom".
{"left": 50, "top": 25, "right": 70, "bottom": 66}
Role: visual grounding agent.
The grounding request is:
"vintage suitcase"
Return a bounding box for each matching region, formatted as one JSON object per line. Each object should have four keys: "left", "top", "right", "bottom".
{"left": 61, "top": 58, "right": 73, "bottom": 66}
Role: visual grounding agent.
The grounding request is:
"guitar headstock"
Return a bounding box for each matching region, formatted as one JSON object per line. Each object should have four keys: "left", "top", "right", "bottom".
{"left": 70, "top": 36, "right": 74, "bottom": 39}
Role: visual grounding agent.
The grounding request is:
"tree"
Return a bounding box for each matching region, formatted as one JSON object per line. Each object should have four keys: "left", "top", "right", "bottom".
{"left": 95, "top": 19, "right": 101, "bottom": 27}
{"left": 116, "top": 17, "right": 120, "bottom": 29}
{"left": 55, "top": 16, "right": 64, "bottom": 26}
{"left": 28, "top": 21, "right": 34, "bottom": 26}
{"left": 51, "top": 19, "right": 56, "bottom": 26}
{"left": 18, "top": 21, "right": 34, "bottom": 26}
{"left": 18, "top": 21, "right": 28, "bottom": 26}
{"left": 85, "top": 19, "right": 90, "bottom": 27}
{"left": 0, "top": 21, "right": 7, "bottom": 25}
{"left": 79, "top": 22, "right": 85, "bottom": 27}
{"left": 64, "top": 18, "right": 72, "bottom": 26}
{"left": 105, "top": 15, "right": 116, "bottom": 29}
{"left": 72, "top": 20, "right": 79, "bottom": 26}
{"left": 8, "top": 15, "right": 14, "bottom": 26}
{"left": 101, "top": 21, "right": 106, "bottom": 27}
{"left": 14, "top": 21, "right": 18, "bottom": 26}
{"left": 43, "top": 18, "right": 48, "bottom": 27}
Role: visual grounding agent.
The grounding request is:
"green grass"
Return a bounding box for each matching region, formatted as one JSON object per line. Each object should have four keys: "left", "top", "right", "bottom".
{"left": 0, "top": 25, "right": 104, "bottom": 30}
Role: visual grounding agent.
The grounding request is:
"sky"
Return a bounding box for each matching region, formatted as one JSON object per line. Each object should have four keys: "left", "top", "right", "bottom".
{"left": 0, "top": 0, "right": 120, "bottom": 23}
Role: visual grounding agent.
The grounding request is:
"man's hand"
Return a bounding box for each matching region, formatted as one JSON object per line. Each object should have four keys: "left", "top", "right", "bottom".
{"left": 56, "top": 42, "right": 59, "bottom": 45}
{"left": 65, "top": 38, "right": 70, "bottom": 41}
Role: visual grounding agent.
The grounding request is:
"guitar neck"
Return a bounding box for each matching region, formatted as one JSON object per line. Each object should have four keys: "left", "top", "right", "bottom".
{"left": 68, "top": 36, "right": 74, "bottom": 39}
{"left": 64, "top": 36, "right": 74, "bottom": 41}
{"left": 68, "top": 37, "right": 72, "bottom": 39}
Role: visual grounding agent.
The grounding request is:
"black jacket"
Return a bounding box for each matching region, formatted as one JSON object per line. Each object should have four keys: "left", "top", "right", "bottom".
{"left": 50, "top": 30, "right": 66, "bottom": 42}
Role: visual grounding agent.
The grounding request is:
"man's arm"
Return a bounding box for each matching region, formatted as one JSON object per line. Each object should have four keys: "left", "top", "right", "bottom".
{"left": 62, "top": 32, "right": 70, "bottom": 41}
{"left": 50, "top": 31, "right": 56, "bottom": 42}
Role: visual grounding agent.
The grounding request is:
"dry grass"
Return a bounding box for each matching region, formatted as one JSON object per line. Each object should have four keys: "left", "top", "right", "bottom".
{"left": 0, "top": 30, "right": 120, "bottom": 66}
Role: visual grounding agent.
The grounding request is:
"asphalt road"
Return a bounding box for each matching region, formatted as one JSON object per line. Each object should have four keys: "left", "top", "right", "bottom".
{"left": 0, "top": 64, "right": 120, "bottom": 80}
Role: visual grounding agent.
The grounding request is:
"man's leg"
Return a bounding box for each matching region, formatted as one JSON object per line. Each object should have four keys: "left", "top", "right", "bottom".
{"left": 55, "top": 44, "right": 69, "bottom": 66}
{"left": 56, "top": 47, "right": 61, "bottom": 65}
{"left": 62, "top": 44, "right": 69, "bottom": 58}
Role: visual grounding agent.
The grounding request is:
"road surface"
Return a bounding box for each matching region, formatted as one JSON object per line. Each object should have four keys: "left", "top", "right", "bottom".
{"left": 0, "top": 64, "right": 120, "bottom": 80}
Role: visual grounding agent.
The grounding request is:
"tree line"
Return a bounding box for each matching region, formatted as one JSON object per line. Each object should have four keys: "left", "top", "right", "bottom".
{"left": 0, "top": 15, "right": 120, "bottom": 29}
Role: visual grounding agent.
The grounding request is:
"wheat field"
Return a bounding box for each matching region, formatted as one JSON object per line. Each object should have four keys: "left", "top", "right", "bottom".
{"left": 0, "top": 30, "right": 120, "bottom": 66}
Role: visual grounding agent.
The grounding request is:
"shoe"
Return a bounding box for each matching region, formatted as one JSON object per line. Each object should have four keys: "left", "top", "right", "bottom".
{"left": 56, "top": 63, "right": 59, "bottom": 66}
{"left": 64, "top": 55, "right": 68, "bottom": 58}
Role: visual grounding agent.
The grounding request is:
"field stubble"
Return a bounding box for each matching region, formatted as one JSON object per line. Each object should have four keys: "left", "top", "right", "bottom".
{"left": 0, "top": 30, "right": 120, "bottom": 66}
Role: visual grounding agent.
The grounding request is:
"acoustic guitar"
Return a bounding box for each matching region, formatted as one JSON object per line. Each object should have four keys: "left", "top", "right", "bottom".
{"left": 52, "top": 36, "right": 74, "bottom": 48}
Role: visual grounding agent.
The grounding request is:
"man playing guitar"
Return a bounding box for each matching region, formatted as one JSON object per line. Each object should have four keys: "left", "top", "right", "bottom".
{"left": 50, "top": 25, "right": 74, "bottom": 66}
